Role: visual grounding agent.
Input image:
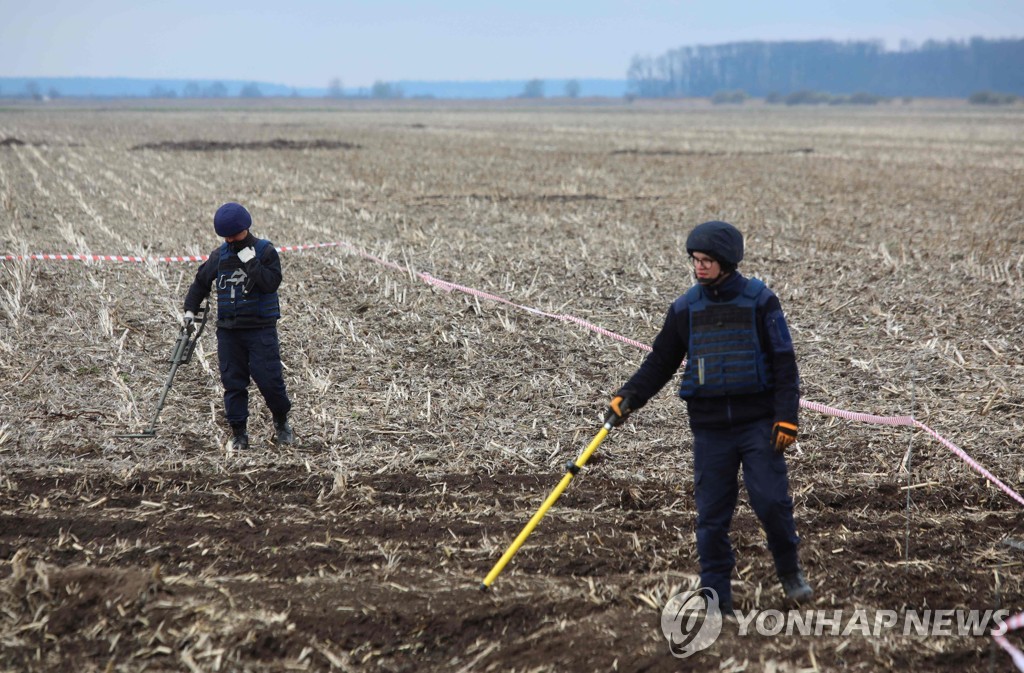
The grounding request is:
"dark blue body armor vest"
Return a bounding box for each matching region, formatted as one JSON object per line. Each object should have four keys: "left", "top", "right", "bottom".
{"left": 677, "top": 277, "right": 773, "bottom": 399}
{"left": 216, "top": 239, "right": 280, "bottom": 321}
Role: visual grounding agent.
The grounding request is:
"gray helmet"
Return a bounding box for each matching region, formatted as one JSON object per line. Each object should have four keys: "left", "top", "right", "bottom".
{"left": 686, "top": 221, "right": 744, "bottom": 268}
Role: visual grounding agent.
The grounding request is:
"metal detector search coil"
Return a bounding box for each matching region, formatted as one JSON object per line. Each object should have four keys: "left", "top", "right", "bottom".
{"left": 115, "top": 302, "right": 209, "bottom": 439}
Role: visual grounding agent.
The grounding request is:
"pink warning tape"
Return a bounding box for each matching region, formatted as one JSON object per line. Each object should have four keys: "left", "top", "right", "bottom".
{"left": 419, "top": 273, "right": 653, "bottom": 351}
{"left": 0, "top": 253, "right": 211, "bottom": 262}
{"left": 995, "top": 613, "right": 1024, "bottom": 671}
{"left": 6, "top": 239, "right": 1023, "bottom": 509}
{"left": 425, "top": 266, "right": 1024, "bottom": 509}
{"left": 801, "top": 402, "right": 1024, "bottom": 507}
{"left": 0, "top": 241, "right": 353, "bottom": 264}
{"left": 418, "top": 261, "right": 1024, "bottom": 507}
{"left": 12, "top": 237, "right": 1022, "bottom": 662}
{"left": 419, "top": 252, "right": 1024, "bottom": 667}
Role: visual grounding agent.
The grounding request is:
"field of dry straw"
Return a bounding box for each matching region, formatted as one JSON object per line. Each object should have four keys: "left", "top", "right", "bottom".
{"left": 0, "top": 100, "right": 1022, "bottom": 672}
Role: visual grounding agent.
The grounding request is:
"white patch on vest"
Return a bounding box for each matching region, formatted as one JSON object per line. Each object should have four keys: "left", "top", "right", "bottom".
{"left": 218, "top": 268, "right": 248, "bottom": 300}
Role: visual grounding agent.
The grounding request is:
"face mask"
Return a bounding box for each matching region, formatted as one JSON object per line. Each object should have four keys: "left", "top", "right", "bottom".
{"left": 229, "top": 235, "right": 250, "bottom": 252}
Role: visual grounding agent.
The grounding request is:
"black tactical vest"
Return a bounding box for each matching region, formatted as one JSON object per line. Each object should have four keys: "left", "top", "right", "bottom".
{"left": 216, "top": 239, "right": 280, "bottom": 321}
{"left": 677, "top": 277, "right": 773, "bottom": 399}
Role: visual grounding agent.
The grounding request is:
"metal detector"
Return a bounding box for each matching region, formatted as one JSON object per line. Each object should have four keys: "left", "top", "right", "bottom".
{"left": 115, "top": 302, "right": 209, "bottom": 439}
{"left": 480, "top": 413, "right": 616, "bottom": 591}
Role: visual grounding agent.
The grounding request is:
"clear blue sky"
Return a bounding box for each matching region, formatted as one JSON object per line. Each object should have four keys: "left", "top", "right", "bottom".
{"left": 2, "top": 0, "right": 1022, "bottom": 88}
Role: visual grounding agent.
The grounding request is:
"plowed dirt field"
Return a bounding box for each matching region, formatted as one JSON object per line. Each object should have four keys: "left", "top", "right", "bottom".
{"left": 1, "top": 99, "right": 1022, "bottom": 672}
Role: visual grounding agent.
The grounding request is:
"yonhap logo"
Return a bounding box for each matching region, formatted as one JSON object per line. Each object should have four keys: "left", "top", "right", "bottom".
{"left": 660, "top": 587, "right": 724, "bottom": 658}
{"left": 656, "top": 593, "right": 1012, "bottom": 659}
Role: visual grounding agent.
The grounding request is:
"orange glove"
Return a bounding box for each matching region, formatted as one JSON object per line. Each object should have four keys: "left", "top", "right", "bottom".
{"left": 607, "top": 394, "right": 636, "bottom": 427}
{"left": 771, "top": 422, "right": 798, "bottom": 453}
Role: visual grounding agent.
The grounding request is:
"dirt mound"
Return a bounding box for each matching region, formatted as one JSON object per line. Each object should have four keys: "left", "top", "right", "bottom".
{"left": 611, "top": 147, "right": 814, "bottom": 156}
{"left": 130, "top": 138, "right": 361, "bottom": 151}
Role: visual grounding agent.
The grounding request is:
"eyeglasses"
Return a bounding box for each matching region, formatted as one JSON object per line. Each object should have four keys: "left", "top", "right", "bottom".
{"left": 689, "top": 255, "right": 718, "bottom": 269}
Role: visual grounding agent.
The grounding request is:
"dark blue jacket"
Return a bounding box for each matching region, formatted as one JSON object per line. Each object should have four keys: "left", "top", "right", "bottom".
{"left": 620, "top": 272, "right": 800, "bottom": 429}
{"left": 184, "top": 233, "right": 283, "bottom": 329}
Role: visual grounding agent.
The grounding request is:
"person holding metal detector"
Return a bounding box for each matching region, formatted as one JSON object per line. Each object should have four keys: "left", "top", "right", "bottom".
{"left": 607, "top": 220, "right": 811, "bottom": 614}
{"left": 183, "top": 202, "right": 294, "bottom": 450}
{"left": 115, "top": 302, "right": 209, "bottom": 439}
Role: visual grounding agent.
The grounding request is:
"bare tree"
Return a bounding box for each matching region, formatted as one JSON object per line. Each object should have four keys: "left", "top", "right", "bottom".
{"left": 239, "top": 83, "right": 263, "bottom": 98}
{"left": 149, "top": 85, "right": 177, "bottom": 98}
{"left": 520, "top": 79, "right": 544, "bottom": 98}
{"left": 327, "top": 78, "right": 344, "bottom": 98}
{"left": 564, "top": 79, "right": 581, "bottom": 98}
{"left": 205, "top": 82, "right": 228, "bottom": 98}
{"left": 370, "top": 81, "right": 403, "bottom": 99}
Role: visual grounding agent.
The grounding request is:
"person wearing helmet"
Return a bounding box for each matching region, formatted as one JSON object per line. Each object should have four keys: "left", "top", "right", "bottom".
{"left": 607, "top": 220, "right": 810, "bottom": 614}
{"left": 183, "top": 202, "right": 294, "bottom": 450}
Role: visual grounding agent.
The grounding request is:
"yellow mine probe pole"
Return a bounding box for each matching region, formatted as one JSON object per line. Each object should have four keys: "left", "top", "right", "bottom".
{"left": 480, "top": 420, "right": 613, "bottom": 591}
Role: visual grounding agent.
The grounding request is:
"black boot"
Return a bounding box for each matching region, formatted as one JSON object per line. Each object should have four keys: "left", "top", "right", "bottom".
{"left": 272, "top": 414, "right": 294, "bottom": 445}
{"left": 779, "top": 569, "right": 813, "bottom": 604}
{"left": 230, "top": 424, "right": 249, "bottom": 451}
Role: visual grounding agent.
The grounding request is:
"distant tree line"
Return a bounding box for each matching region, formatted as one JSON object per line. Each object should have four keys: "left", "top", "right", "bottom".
{"left": 150, "top": 81, "right": 231, "bottom": 98}
{"left": 148, "top": 81, "right": 301, "bottom": 99}
{"left": 628, "top": 38, "right": 1024, "bottom": 99}
{"left": 13, "top": 81, "right": 62, "bottom": 101}
{"left": 332, "top": 78, "right": 582, "bottom": 100}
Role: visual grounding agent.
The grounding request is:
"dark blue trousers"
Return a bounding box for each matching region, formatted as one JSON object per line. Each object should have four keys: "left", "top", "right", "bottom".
{"left": 216, "top": 326, "right": 291, "bottom": 427}
{"left": 691, "top": 419, "right": 800, "bottom": 607}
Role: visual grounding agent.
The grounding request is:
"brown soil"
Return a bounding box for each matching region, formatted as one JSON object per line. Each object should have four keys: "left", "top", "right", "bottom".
{"left": 1, "top": 466, "right": 1021, "bottom": 671}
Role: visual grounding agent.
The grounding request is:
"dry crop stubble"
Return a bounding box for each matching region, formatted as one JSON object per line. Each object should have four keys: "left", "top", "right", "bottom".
{"left": 0, "top": 101, "right": 1022, "bottom": 672}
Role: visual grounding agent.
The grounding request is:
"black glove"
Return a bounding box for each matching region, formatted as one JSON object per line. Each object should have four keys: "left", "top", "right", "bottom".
{"left": 606, "top": 392, "right": 638, "bottom": 427}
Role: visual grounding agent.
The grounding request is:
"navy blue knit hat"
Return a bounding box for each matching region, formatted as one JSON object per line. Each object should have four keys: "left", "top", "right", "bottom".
{"left": 213, "top": 202, "right": 252, "bottom": 237}
{"left": 686, "top": 220, "right": 744, "bottom": 270}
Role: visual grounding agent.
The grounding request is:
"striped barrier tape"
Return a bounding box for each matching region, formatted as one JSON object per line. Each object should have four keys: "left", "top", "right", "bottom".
{"left": 1, "top": 253, "right": 210, "bottom": 262}
{"left": 418, "top": 265, "right": 1024, "bottom": 508}
{"left": 292, "top": 243, "right": 1024, "bottom": 665}
{"left": 996, "top": 613, "right": 1024, "bottom": 671}
{"left": 7, "top": 237, "right": 1024, "bottom": 663}
{"left": 5, "top": 239, "right": 1022, "bottom": 506}
{"left": 1, "top": 241, "right": 351, "bottom": 264}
